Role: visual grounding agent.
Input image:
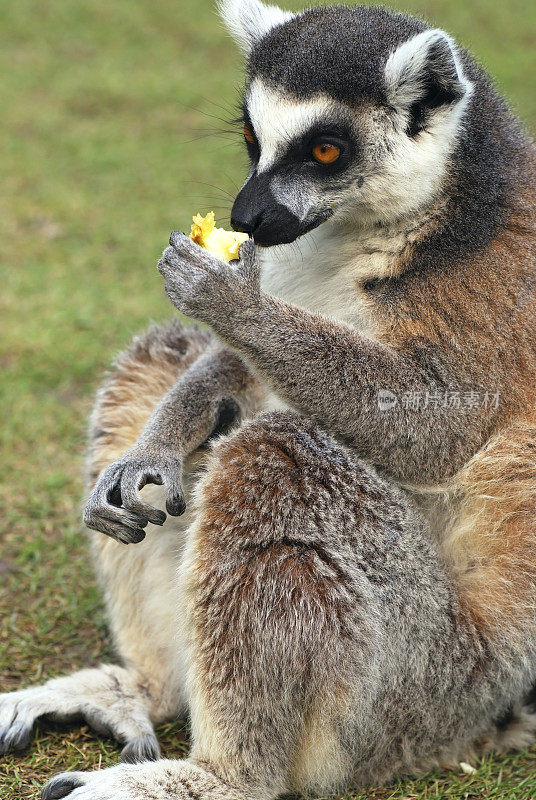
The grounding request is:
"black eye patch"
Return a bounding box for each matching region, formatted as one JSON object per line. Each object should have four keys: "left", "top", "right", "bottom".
{"left": 280, "top": 121, "right": 357, "bottom": 169}
{"left": 239, "top": 99, "right": 360, "bottom": 177}
{"left": 238, "top": 107, "right": 260, "bottom": 161}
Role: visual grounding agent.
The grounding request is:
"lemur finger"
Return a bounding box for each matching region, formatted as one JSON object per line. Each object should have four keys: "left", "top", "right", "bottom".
{"left": 85, "top": 468, "right": 150, "bottom": 532}
{"left": 85, "top": 465, "right": 127, "bottom": 522}
{"left": 238, "top": 239, "right": 258, "bottom": 277}
{"left": 157, "top": 258, "right": 190, "bottom": 296}
{"left": 86, "top": 516, "right": 146, "bottom": 545}
{"left": 84, "top": 494, "right": 148, "bottom": 543}
{"left": 84, "top": 498, "right": 149, "bottom": 533}
{"left": 158, "top": 250, "right": 195, "bottom": 280}
{"left": 169, "top": 230, "right": 190, "bottom": 249}
{"left": 119, "top": 469, "right": 166, "bottom": 526}
{"left": 168, "top": 230, "right": 215, "bottom": 262}
{"left": 159, "top": 242, "right": 190, "bottom": 271}
{"left": 41, "top": 773, "right": 86, "bottom": 800}
{"left": 165, "top": 473, "right": 186, "bottom": 517}
{"left": 159, "top": 242, "right": 216, "bottom": 277}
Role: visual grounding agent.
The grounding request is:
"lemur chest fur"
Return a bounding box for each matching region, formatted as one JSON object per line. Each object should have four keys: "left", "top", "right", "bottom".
{"left": 258, "top": 215, "right": 427, "bottom": 414}
{"left": 259, "top": 215, "right": 426, "bottom": 331}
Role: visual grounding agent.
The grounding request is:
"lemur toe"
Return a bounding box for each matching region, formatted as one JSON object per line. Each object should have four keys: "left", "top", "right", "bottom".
{"left": 42, "top": 774, "right": 85, "bottom": 799}
{"left": 0, "top": 697, "right": 34, "bottom": 755}
{"left": 0, "top": 720, "right": 33, "bottom": 753}
{"left": 120, "top": 733, "right": 161, "bottom": 763}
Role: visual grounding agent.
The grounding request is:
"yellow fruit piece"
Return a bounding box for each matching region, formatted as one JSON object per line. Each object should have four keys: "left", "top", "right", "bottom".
{"left": 189, "top": 211, "right": 250, "bottom": 263}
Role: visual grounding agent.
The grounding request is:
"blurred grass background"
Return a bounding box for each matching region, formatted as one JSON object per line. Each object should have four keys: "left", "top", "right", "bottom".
{"left": 0, "top": 0, "right": 535, "bottom": 796}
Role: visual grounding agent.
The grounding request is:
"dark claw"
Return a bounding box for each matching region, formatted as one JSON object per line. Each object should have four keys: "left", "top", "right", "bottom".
{"left": 146, "top": 510, "right": 166, "bottom": 526}
{"left": 120, "top": 733, "right": 161, "bottom": 764}
{"left": 166, "top": 495, "right": 186, "bottom": 517}
{"left": 239, "top": 238, "right": 255, "bottom": 258}
{"left": 42, "top": 776, "right": 84, "bottom": 800}
{"left": 123, "top": 528, "right": 146, "bottom": 544}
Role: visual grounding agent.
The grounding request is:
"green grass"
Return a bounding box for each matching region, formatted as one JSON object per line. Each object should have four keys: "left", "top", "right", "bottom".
{"left": 0, "top": 0, "right": 535, "bottom": 796}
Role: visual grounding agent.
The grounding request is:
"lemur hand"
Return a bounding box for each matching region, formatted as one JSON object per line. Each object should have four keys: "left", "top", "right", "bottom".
{"left": 83, "top": 444, "right": 185, "bottom": 544}
{"left": 158, "top": 233, "right": 260, "bottom": 325}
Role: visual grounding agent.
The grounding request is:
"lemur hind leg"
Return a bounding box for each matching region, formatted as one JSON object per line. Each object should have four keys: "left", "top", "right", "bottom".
{"left": 41, "top": 410, "right": 423, "bottom": 798}
{"left": 40, "top": 411, "right": 490, "bottom": 800}
{"left": 86, "top": 319, "right": 215, "bottom": 723}
{"left": 441, "top": 418, "right": 536, "bottom": 756}
{"left": 0, "top": 320, "right": 215, "bottom": 762}
{"left": 41, "top": 412, "right": 536, "bottom": 799}
{"left": 0, "top": 665, "right": 161, "bottom": 763}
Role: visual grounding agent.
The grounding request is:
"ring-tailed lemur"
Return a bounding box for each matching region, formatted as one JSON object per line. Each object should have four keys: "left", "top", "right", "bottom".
{"left": 2, "top": 2, "right": 536, "bottom": 799}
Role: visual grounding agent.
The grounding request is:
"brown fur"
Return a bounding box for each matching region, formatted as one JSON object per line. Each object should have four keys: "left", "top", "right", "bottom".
{"left": 443, "top": 418, "right": 536, "bottom": 638}
{"left": 381, "top": 178, "right": 536, "bottom": 421}
{"left": 375, "top": 172, "right": 536, "bottom": 638}
{"left": 180, "top": 416, "right": 384, "bottom": 794}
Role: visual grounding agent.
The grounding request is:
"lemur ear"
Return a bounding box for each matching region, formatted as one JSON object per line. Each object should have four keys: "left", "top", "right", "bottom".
{"left": 217, "top": 0, "right": 293, "bottom": 54}
{"left": 384, "top": 29, "right": 472, "bottom": 136}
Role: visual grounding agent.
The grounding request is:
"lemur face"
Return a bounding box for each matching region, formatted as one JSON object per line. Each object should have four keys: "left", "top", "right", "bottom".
{"left": 223, "top": 0, "right": 473, "bottom": 247}
{"left": 231, "top": 82, "right": 357, "bottom": 245}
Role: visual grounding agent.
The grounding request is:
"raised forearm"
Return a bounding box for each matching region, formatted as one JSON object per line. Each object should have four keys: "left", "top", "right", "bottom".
{"left": 208, "top": 295, "right": 495, "bottom": 483}
{"left": 157, "top": 236, "right": 498, "bottom": 484}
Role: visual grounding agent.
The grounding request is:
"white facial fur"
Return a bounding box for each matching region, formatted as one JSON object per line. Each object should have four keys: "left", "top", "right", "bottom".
{"left": 247, "top": 79, "right": 334, "bottom": 173}
{"left": 259, "top": 212, "right": 435, "bottom": 329}
{"left": 246, "top": 79, "right": 336, "bottom": 221}
{"left": 242, "top": 26, "right": 473, "bottom": 226}
{"left": 217, "top": 0, "right": 293, "bottom": 53}
{"left": 367, "top": 29, "right": 474, "bottom": 222}
{"left": 354, "top": 100, "right": 468, "bottom": 225}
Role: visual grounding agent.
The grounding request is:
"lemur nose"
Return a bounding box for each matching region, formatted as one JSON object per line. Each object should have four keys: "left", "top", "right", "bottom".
{"left": 231, "top": 183, "right": 265, "bottom": 235}
{"left": 230, "top": 211, "right": 261, "bottom": 236}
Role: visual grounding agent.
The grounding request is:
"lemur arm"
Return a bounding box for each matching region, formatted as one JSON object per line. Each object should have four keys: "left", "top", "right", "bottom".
{"left": 159, "top": 236, "right": 497, "bottom": 485}
{"left": 84, "top": 346, "right": 260, "bottom": 543}
{"left": 199, "top": 297, "right": 484, "bottom": 483}
{"left": 136, "top": 346, "right": 255, "bottom": 461}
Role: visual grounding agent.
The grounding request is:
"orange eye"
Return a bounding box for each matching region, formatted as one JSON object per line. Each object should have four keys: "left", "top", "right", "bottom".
{"left": 244, "top": 123, "right": 256, "bottom": 144}
{"left": 312, "top": 142, "right": 341, "bottom": 164}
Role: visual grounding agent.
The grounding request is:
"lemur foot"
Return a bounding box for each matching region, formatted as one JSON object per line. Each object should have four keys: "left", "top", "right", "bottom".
{"left": 42, "top": 760, "right": 247, "bottom": 800}
{"left": 0, "top": 666, "right": 159, "bottom": 763}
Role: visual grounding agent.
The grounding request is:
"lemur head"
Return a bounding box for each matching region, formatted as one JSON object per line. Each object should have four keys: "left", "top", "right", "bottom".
{"left": 220, "top": 1, "right": 474, "bottom": 246}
